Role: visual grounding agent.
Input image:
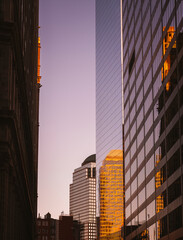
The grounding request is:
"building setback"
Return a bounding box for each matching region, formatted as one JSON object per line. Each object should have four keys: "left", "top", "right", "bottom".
{"left": 123, "top": 0, "right": 183, "bottom": 239}
{"left": 70, "top": 154, "right": 96, "bottom": 240}
{"left": 0, "top": 1, "right": 39, "bottom": 240}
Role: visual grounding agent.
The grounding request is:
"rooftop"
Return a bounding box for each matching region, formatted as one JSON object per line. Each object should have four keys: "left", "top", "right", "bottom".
{"left": 82, "top": 154, "right": 96, "bottom": 166}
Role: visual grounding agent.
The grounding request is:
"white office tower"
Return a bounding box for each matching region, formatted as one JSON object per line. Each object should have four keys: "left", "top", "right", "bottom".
{"left": 70, "top": 154, "right": 96, "bottom": 240}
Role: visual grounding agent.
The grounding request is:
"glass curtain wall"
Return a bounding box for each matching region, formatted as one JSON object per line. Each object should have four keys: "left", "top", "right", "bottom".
{"left": 123, "top": 0, "right": 183, "bottom": 239}
{"left": 96, "top": 0, "right": 124, "bottom": 239}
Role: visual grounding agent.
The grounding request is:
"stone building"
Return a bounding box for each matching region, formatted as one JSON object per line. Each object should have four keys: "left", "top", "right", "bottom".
{"left": 0, "top": 1, "right": 40, "bottom": 239}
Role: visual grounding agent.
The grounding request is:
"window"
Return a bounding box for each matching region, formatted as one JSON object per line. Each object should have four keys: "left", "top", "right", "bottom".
{"left": 147, "top": 200, "right": 155, "bottom": 220}
{"left": 138, "top": 188, "right": 145, "bottom": 206}
{"left": 88, "top": 168, "right": 91, "bottom": 178}
{"left": 146, "top": 154, "right": 154, "bottom": 177}
{"left": 167, "top": 149, "right": 180, "bottom": 177}
{"left": 156, "top": 190, "right": 167, "bottom": 213}
{"left": 139, "top": 209, "right": 146, "bottom": 225}
{"left": 93, "top": 167, "right": 96, "bottom": 178}
{"left": 159, "top": 215, "right": 168, "bottom": 237}
{"left": 146, "top": 177, "right": 155, "bottom": 198}
{"left": 168, "top": 177, "right": 181, "bottom": 204}
{"left": 138, "top": 167, "right": 145, "bottom": 187}
{"left": 129, "top": 50, "right": 135, "bottom": 74}
{"left": 37, "top": 221, "right": 41, "bottom": 226}
{"left": 156, "top": 164, "right": 166, "bottom": 189}
{"left": 168, "top": 206, "right": 182, "bottom": 233}
{"left": 165, "top": 95, "right": 178, "bottom": 127}
{"left": 166, "top": 122, "right": 179, "bottom": 151}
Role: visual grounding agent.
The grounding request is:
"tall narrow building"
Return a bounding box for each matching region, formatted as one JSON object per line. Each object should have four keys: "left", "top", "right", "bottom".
{"left": 70, "top": 154, "right": 96, "bottom": 240}
{"left": 123, "top": 0, "right": 183, "bottom": 239}
{"left": 96, "top": 0, "right": 124, "bottom": 237}
{"left": 0, "top": 1, "right": 40, "bottom": 239}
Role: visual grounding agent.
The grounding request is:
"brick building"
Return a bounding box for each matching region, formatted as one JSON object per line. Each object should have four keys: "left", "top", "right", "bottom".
{"left": 37, "top": 213, "right": 83, "bottom": 240}
{"left": 37, "top": 213, "right": 59, "bottom": 240}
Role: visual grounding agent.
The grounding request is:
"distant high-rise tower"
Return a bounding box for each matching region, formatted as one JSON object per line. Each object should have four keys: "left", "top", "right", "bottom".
{"left": 0, "top": 1, "right": 40, "bottom": 239}
{"left": 70, "top": 154, "right": 96, "bottom": 240}
{"left": 99, "top": 150, "right": 124, "bottom": 239}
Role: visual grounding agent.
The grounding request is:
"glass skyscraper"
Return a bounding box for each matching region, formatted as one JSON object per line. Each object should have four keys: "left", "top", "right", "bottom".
{"left": 123, "top": 0, "right": 183, "bottom": 239}
{"left": 96, "top": 0, "right": 124, "bottom": 238}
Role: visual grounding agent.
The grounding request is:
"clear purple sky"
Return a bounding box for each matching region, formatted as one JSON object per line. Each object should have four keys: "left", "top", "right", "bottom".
{"left": 38, "top": 0, "right": 95, "bottom": 219}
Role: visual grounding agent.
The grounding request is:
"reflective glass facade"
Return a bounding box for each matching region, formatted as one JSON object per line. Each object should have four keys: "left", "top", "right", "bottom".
{"left": 100, "top": 150, "right": 124, "bottom": 239}
{"left": 123, "top": 0, "right": 183, "bottom": 239}
{"left": 96, "top": 0, "right": 124, "bottom": 238}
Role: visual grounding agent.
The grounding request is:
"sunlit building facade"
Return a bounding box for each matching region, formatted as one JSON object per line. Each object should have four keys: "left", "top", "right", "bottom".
{"left": 70, "top": 154, "right": 96, "bottom": 240}
{"left": 96, "top": 0, "right": 124, "bottom": 238}
{"left": 99, "top": 150, "right": 124, "bottom": 240}
{"left": 123, "top": 0, "right": 183, "bottom": 239}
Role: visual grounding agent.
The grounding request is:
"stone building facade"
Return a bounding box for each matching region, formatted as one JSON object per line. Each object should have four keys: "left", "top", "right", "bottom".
{"left": 0, "top": 1, "right": 40, "bottom": 239}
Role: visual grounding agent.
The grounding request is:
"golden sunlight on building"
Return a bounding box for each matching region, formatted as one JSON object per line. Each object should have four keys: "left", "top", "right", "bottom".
{"left": 99, "top": 150, "right": 124, "bottom": 240}
{"left": 37, "top": 36, "right": 41, "bottom": 84}
{"left": 162, "top": 26, "right": 176, "bottom": 91}
{"left": 156, "top": 27, "right": 176, "bottom": 238}
{"left": 155, "top": 155, "right": 164, "bottom": 239}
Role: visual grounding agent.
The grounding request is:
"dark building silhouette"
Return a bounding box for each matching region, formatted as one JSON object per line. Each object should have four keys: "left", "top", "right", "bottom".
{"left": 73, "top": 220, "right": 84, "bottom": 240}
{"left": 37, "top": 213, "right": 59, "bottom": 240}
{"left": 59, "top": 215, "right": 74, "bottom": 240}
{"left": 0, "top": 1, "right": 39, "bottom": 239}
{"left": 37, "top": 213, "right": 83, "bottom": 240}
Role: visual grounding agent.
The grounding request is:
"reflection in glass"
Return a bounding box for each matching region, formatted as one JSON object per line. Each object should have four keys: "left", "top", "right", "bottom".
{"left": 138, "top": 167, "right": 145, "bottom": 187}
{"left": 144, "top": 69, "right": 152, "bottom": 94}
{"left": 131, "top": 197, "right": 137, "bottom": 213}
{"left": 153, "top": 70, "right": 162, "bottom": 101}
{"left": 131, "top": 215, "right": 138, "bottom": 226}
{"left": 155, "top": 30, "right": 180, "bottom": 239}
{"left": 126, "top": 204, "right": 131, "bottom": 220}
{"left": 148, "top": 223, "right": 156, "bottom": 240}
{"left": 99, "top": 150, "right": 124, "bottom": 239}
{"left": 138, "top": 146, "right": 144, "bottom": 167}
{"left": 131, "top": 159, "right": 137, "bottom": 177}
{"left": 144, "top": 89, "right": 152, "bottom": 114}
{"left": 146, "top": 177, "right": 155, "bottom": 198}
{"left": 156, "top": 159, "right": 166, "bottom": 239}
{"left": 146, "top": 154, "right": 154, "bottom": 177}
{"left": 145, "top": 112, "right": 153, "bottom": 135}
{"left": 145, "top": 133, "right": 153, "bottom": 155}
{"left": 147, "top": 200, "right": 155, "bottom": 220}
{"left": 126, "top": 186, "right": 130, "bottom": 202}
{"left": 139, "top": 209, "right": 146, "bottom": 225}
{"left": 162, "top": 26, "right": 176, "bottom": 91}
{"left": 138, "top": 188, "right": 145, "bottom": 207}
{"left": 152, "top": 1, "right": 161, "bottom": 33}
{"left": 131, "top": 177, "right": 137, "bottom": 194}
{"left": 123, "top": 1, "right": 183, "bottom": 238}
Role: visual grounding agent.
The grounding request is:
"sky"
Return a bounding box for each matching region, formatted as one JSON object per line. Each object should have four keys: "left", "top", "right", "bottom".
{"left": 38, "top": 0, "right": 96, "bottom": 219}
